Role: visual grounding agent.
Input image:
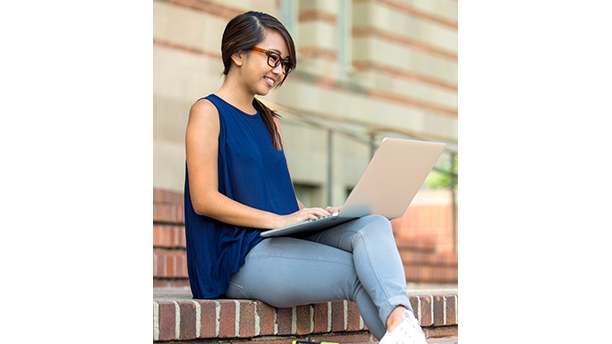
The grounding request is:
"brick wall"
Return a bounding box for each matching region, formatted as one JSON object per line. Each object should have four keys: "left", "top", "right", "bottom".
{"left": 153, "top": 188, "right": 188, "bottom": 287}
{"left": 153, "top": 188, "right": 458, "bottom": 343}
{"left": 153, "top": 188, "right": 457, "bottom": 286}
{"left": 153, "top": 291, "right": 458, "bottom": 342}
{"left": 392, "top": 190, "right": 458, "bottom": 254}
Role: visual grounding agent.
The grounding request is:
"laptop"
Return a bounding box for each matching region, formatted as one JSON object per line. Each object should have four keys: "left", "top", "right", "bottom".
{"left": 259, "top": 137, "right": 446, "bottom": 238}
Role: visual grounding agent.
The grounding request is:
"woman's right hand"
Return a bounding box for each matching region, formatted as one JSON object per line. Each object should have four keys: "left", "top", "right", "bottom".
{"left": 275, "top": 207, "right": 332, "bottom": 228}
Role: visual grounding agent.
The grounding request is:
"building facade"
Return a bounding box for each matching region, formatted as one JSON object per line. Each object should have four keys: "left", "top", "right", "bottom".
{"left": 153, "top": 0, "right": 457, "bottom": 210}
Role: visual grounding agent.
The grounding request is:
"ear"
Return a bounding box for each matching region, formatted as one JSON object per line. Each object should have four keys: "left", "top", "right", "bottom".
{"left": 230, "top": 50, "right": 244, "bottom": 67}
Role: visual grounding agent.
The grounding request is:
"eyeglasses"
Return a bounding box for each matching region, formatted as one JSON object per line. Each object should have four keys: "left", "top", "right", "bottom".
{"left": 250, "top": 46, "right": 294, "bottom": 74}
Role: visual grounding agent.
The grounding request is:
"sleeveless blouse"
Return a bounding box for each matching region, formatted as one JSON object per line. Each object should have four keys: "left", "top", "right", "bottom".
{"left": 184, "top": 94, "right": 299, "bottom": 299}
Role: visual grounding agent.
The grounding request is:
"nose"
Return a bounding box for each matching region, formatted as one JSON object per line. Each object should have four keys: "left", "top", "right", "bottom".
{"left": 272, "top": 62, "right": 285, "bottom": 75}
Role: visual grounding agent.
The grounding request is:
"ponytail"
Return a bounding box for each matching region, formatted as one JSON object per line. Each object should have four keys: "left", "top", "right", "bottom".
{"left": 252, "top": 98, "right": 282, "bottom": 151}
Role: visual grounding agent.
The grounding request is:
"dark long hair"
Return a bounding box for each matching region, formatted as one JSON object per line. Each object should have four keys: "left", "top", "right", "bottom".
{"left": 221, "top": 11, "right": 296, "bottom": 150}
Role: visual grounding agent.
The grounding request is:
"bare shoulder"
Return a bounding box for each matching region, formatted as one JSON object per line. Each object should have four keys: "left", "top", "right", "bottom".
{"left": 185, "top": 98, "right": 220, "bottom": 201}
{"left": 189, "top": 98, "right": 219, "bottom": 124}
{"left": 187, "top": 98, "right": 220, "bottom": 136}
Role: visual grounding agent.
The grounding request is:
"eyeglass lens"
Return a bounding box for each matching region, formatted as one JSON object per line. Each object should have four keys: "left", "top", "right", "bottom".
{"left": 267, "top": 52, "right": 292, "bottom": 74}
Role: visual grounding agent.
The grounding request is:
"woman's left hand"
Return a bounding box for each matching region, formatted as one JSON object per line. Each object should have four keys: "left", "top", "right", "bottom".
{"left": 325, "top": 205, "right": 343, "bottom": 214}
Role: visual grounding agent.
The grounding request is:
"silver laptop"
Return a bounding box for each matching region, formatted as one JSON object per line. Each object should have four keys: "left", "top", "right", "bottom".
{"left": 260, "top": 137, "right": 446, "bottom": 238}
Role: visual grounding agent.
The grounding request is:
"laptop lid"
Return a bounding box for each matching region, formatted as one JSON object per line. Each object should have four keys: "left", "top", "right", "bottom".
{"left": 260, "top": 137, "right": 446, "bottom": 237}
{"left": 340, "top": 137, "right": 446, "bottom": 218}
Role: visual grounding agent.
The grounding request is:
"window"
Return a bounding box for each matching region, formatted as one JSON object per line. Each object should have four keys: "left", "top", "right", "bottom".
{"left": 337, "top": 0, "right": 353, "bottom": 72}
{"left": 280, "top": 0, "right": 298, "bottom": 41}
{"left": 294, "top": 183, "right": 323, "bottom": 208}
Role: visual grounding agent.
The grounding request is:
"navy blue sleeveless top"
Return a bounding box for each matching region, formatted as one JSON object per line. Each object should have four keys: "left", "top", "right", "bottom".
{"left": 184, "top": 94, "right": 299, "bottom": 299}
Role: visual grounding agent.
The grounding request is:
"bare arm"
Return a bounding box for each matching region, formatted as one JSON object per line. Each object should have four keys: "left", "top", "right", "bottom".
{"left": 186, "top": 99, "right": 330, "bottom": 229}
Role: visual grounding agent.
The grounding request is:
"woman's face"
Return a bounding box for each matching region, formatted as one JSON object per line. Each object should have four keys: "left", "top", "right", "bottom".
{"left": 239, "top": 29, "right": 290, "bottom": 96}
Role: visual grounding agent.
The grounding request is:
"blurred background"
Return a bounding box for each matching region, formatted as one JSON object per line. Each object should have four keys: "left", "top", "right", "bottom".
{"left": 153, "top": 0, "right": 458, "bottom": 285}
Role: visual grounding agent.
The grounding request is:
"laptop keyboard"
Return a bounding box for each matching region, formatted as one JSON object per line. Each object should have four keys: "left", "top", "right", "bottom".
{"left": 304, "top": 213, "right": 337, "bottom": 223}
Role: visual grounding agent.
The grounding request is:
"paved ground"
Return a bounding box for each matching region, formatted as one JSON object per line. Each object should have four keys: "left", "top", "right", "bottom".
{"left": 406, "top": 283, "right": 458, "bottom": 293}
{"left": 153, "top": 286, "right": 193, "bottom": 300}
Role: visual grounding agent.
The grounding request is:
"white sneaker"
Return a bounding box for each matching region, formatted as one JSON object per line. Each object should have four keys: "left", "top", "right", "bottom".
{"left": 379, "top": 310, "right": 427, "bottom": 344}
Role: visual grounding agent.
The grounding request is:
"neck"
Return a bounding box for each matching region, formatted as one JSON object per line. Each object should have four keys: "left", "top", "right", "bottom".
{"left": 215, "top": 75, "right": 257, "bottom": 114}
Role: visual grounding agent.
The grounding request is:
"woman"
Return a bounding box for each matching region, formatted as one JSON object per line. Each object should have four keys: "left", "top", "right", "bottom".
{"left": 184, "top": 11, "right": 427, "bottom": 344}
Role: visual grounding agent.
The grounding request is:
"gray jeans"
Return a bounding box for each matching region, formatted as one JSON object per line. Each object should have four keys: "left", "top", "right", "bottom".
{"left": 224, "top": 215, "right": 412, "bottom": 339}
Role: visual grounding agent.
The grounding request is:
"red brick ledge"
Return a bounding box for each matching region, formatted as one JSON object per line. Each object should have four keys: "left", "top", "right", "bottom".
{"left": 153, "top": 288, "right": 458, "bottom": 342}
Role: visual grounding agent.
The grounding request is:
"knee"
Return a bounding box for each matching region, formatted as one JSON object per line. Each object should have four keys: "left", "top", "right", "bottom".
{"left": 367, "top": 214, "right": 391, "bottom": 225}
{"left": 358, "top": 215, "right": 393, "bottom": 235}
{"left": 350, "top": 215, "right": 395, "bottom": 245}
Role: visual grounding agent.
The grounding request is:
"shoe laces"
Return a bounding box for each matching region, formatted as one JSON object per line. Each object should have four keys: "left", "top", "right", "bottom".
{"left": 397, "top": 312, "right": 419, "bottom": 340}
{"left": 402, "top": 310, "right": 422, "bottom": 331}
{"left": 380, "top": 310, "right": 426, "bottom": 344}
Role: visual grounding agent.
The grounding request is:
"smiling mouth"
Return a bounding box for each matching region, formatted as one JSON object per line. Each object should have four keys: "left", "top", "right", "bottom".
{"left": 264, "top": 77, "right": 275, "bottom": 87}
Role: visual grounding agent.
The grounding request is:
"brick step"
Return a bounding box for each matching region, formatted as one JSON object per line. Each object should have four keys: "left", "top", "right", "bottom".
{"left": 424, "top": 337, "right": 458, "bottom": 344}
{"left": 152, "top": 189, "right": 458, "bottom": 342}
{"left": 154, "top": 249, "right": 187, "bottom": 277}
{"left": 154, "top": 224, "right": 186, "bottom": 248}
{"left": 152, "top": 188, "right": 458, "bottom": 285}
{"left": 154, "top": 202, "right": 184, "bottom": 224}
{"left": 345, "top": 342, "right": 440, "bottom": 344}
{"left": 153, "top": 185, "right": 187, "bottom": 287}
{"left": 154, "top": 188, "right": 185, "bottom": 205}
{"left": 153, "top": 256, "right": 457, "bottom": 286}
{"left": 404, "top": 266, "right": 457, "bottom": 284}
{"left": 152, "top": 245, "right": 457, "bottom": 284}
{"left": 399, "top": 250, "right": 458, "bottom": 266}
{"left": 153, "top": 287, "right": 458, "bottom": 342}
{"left": 394, "top": 236, "right": 437, "bottom": 253}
